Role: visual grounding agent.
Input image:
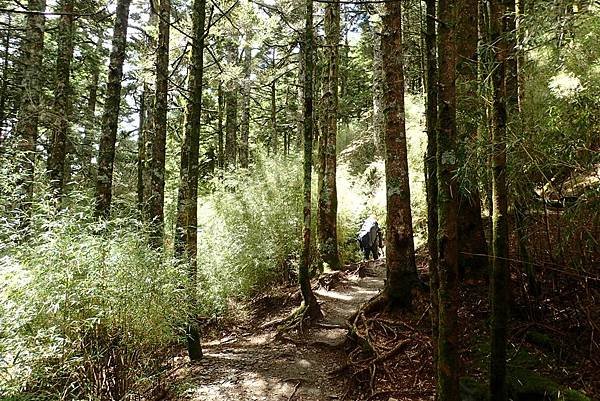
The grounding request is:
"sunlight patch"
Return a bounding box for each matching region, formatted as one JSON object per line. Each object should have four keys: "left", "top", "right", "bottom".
{"left": 548, "top": 71, "right": 584, "bottom": 99}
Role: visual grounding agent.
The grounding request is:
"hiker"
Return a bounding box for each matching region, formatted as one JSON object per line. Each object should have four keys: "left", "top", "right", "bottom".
{"left": 357, "top": 216, "right": 384, "bottom": 260}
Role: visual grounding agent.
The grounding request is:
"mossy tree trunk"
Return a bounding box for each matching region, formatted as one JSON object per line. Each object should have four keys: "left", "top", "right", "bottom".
{"left": 424, "top": 0, "right": 439, "bottom": 380}
{"left": 456, "top": 0, "right": 489, "bottom": 278}
{"left": 94, "top": 0, "right": 133, "bottom": 219}
{"left": 82, "top": 38, "right": 102, "bottom": 180}
{"left": 217, "top": 82, "right": 224, "bottom": 169}
{"left": 224, "top": 42, "right": 238, "bottom": 168}
{"left": 381, "top": 0, "right": 418, "bottom": 307}
{"left": 299, "top": 0, "right": 322, "bottom": 320}
{"left": 489, "top": 0, "right": 511, "bottom": 400}
{"left": 239, "top": 43, "right": 251, "bottom": 168}
{"left": 137, "top": 86, "right": 147, "bottom": 217}
{"left": 437, "top": 0, "right": 460, "bottom": 398}
{"left": 47, "top": 0, "right": 74, "bottom": 201}
{"left": 317, "top": 0, "right": 341, "bottom": 271}
{"left": 149, "top": 0, "right": 171, "bottom": 244}
{"left": 174, "top": 0, "right": 206, "bottom": 361}
{"left": 15, "top": 0, "right": 46, "bottom": 228}
{"left": 371, "top": 19, "right": 384, "bottom": 156}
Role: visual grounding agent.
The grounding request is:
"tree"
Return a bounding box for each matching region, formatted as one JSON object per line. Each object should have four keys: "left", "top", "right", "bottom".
{"left": 14, "top": 0, "right": 46, "bottom": 227}
{"left": 224, "top": 40, "right": 239, "bottom": 168}
{"left": 371, "top": 17, "right": 384, "bottom": 155}
{"left": 82, "top": 37, "right": 103, "bottom": 179}
{"left": 424, "top": 0, "right": 439, "bottom": 377}
{"left": 381, "top": 0, "right": 418, "bottom": 306}
{"left": 489, "top": 0, "right": 511, "bottom": 399}
{"left": 239, "top": 42, "right": 251, "bottom": 168}
{"left": 456, "top": 0, "right": 489, "bottom": 277}
{"left": 174, "top": 0, "right": 206, "bottom": 361}
{"left": 437, "top": 0, "right": 460, "bottom": 398}
{"left": 47, "top": 0, "right": 75, "bottom": 200}
{"left": 149, "top": 0, "right": 171, "bottom": 243}
{"left": 137, "top": 84, "right": 148, "bottom": 216}
{"left": 317, "top": 0, "right": 341, "bottom": 271}
{"left": 94, "top": 0, "right": 133, "bottom": 218}
{"left": 298, "top": 0, "right": 322, "bottom": 323}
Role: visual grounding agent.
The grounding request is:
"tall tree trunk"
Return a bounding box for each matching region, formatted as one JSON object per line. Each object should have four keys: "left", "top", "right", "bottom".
{"left": 239, "top": 43, "right": 251, "bottom": 168}
{"left": 137, "top": 85, "right": 147, "bottom": 217}
{"left": 224, "top": 89, "right": 237, "bottom": 167}
{"left": 424, "top": 0, "right": 439, "bottom": 379}
{"left": 0, "top": 14, "right": 12, "bottom": 137}
{"left": 437, "top": 0, "right": 460, "bottom": 398}
{"left": 217, "top": 82, "right": 224, "bottom": 169}
{"left": 270, "top": 80, "right": 277, "bottom": 155}
{"left": 82, "top": 37, "right": 102, "bottom": 179}
{"left": 174, "top": 0, "right": 206, "bottom": 361}
{"left": 296, "top": 46, "right": 304, "bottom": 150}
{"left": 94, "top": 0, "right": 133, "bottom": 219}
{"left": 299, "top": 0, "right": 322, "bottom": 321}
{"left": 15, "top": 0, "right": 46, "bottom": 229}
{"left": 456, "top": 0, "right": 489, "bottom": 278}
{"left": 271, "top": 51, "right": 278, "bottom": 155}
{"left": 372, "top": 20, "right": 384, "bottom": 156}
{"left": 317, "top": 0, "right": 340, "bottom": 271}
{"left": 489, "top": 1, "right": 511, "bottom": 400}
{"left": 47, "top": 0, "right": 75, "bottom": 201}
{"left": 382, "top": 0, "right": 418, "bottom": 306}
{"left": 149, "top": 0, "right": 171, "bottom": 244}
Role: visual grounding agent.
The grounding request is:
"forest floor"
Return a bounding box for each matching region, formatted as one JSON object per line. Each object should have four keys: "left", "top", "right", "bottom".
{"left": 158, "top": 256, "right": 600, "bottom": 401}
{"left": 162, "top": 260, "right": 387, "bottom": 401}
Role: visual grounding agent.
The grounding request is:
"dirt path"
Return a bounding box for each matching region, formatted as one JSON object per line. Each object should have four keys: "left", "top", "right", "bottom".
{"left": 167, "top": 260, "right": 385, "bottom": 401}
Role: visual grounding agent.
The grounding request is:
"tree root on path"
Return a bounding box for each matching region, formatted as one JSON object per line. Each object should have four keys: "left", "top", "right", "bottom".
{"left": 333, "top": 292, "right": 434, "bottom": 400}
{"left": 263, "top": 298, "right": 323, "bottom": 336}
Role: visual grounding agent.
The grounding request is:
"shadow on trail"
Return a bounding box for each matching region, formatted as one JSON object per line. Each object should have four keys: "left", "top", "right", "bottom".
{"left": 168, "top": 260, "right": 386, "bottom": 401}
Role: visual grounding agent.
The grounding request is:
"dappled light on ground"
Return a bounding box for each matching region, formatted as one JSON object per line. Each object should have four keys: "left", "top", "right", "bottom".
{"left": 166, "top": 261, "right": 386, "bottom": 400}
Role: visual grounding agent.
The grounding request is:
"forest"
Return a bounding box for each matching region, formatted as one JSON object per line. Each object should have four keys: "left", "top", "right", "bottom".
{"left": 0, "top": 0, "right": 599, "bottom": 398}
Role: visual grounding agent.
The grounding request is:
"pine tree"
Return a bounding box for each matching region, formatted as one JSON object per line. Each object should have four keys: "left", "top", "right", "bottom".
{"left": 174, "top": 0, "right": 207, "bottom": 361}
{"left": 149, "top": 0, "right": 171, "bottom": 243}
{"left": 47, "top": 0, "right": 75, "bottom": 200}
{"left": 489, "top": 0, "right": 511, "bottom": 399}
{"left": 15, "top": 0, "right": 46, "bottom": 228}
{"left": 381, "top": 0, "right": 418, "bottom": 306}
{"left": 317, "top": 0, "right": 341, "bottom": 271}
{"left": 437, "top": 0, "right": 460, "bottom": 398}
{"left": 94, "top": 0, "right": 133, "bottom": 218}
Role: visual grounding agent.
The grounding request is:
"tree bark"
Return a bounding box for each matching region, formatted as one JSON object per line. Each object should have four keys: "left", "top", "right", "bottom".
{"left": 224, "top": 42, "right": 238, "bottom": 168}
{"left": 0, "top": 14, "right": 12, "bottom": 139}
{"left": 47, "top": 0, "right": 75, "bottom": 201}
{"left": 381, "top": 0, "right": 418, "bottom": 306}
{"left": 489, "top": 1, "right": 511, "bottom": 400}
{"left": 137, "top": 85, "right": 147, "bottom": 217}
{"left": 437, "top": 0, "right": 460, "bottom": 398}
{"left": 299, "top": 0, "right": 322, "bottom": 320}
{"left": 424, "top": 0, "right": 439, "bottom": 379}
{"left": 174, "top": 0, "right": 206, "bottom": 361}
{"left": 82, "top": 38, "right": 102, "bottom": 179}
{"left": 94, "top": 0, "right": 132, "bottom": 219}
{"left": 217, "top": 82, "right": 224, "bottom": 169}
{"left": 317, "top": 0, "right": 341, "bottom": 271}
{"left": 456, "top": 0, "right": 489, "bottom": 278}
{"left": 14, "top": 0, "right": 46, "bottom": 229}
{"left": 372, "top": 21, "right": 384, "bottom": 156}
{"left": 149, "top": 0, "right": 171, "bottom": 244}
{"left": 239, "top": 43, "right": 251, "bottom": 168}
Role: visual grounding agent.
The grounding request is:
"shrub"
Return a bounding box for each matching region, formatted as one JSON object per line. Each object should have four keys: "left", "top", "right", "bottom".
{"left": 0, "top": 211, "right": 187, "bottom": 400}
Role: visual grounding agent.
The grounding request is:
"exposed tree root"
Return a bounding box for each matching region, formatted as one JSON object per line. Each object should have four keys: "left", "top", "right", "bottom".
{"left": 267, "top": 298, "right": 323, "bottom": 336}
{"left": 338, "top": 291, "right": 434, "bottom": 400}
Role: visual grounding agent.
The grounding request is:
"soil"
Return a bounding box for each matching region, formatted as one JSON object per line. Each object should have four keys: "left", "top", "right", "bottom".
{"left": 160, "top": 253, "right": 600, "bottom": 401}
{"left": 163, "top": 260, "right": 386, "bottom": 401}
